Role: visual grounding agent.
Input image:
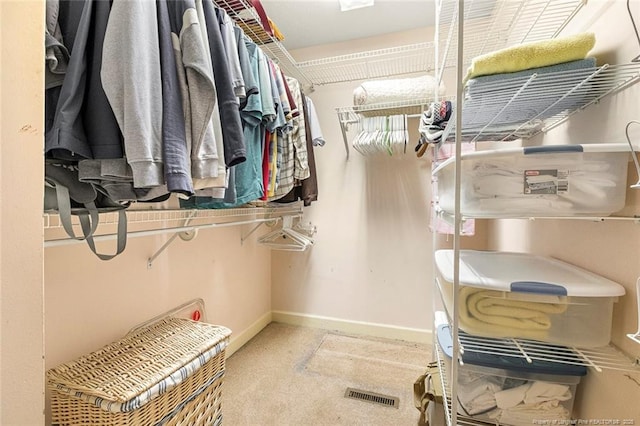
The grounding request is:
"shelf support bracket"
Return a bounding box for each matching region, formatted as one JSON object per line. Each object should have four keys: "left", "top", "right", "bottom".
{"left": 147, "top": 211, "right": 198, "bottom": 269}
{"left": 241, "top": 222, "right": 266, "bottom": 245}
{"left": 337, "top": 112, "right": 352, "bottom": 159}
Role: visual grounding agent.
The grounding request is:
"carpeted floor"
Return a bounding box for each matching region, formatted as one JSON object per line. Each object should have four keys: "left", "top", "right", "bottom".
{"left": 221, "top": 322, "right": 431, "bottom": 425}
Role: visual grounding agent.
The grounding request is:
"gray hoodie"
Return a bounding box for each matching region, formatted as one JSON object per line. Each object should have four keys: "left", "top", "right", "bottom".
{"left": 167, "top": 0, "right": 221, "bottom": 185}
{"left": 101, "top": 0, "right": 164, "bottom": 188}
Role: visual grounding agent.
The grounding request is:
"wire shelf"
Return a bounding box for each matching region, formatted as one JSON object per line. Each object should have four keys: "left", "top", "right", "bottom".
{"left": 435, "top": 344, "right": 494, "bottom": 426}
{"left": 336, "top": 98, "right": 431, "bottom": 119}
{"left": 434, "top": 291, "right": 640, "bottom": 375}
{"left": 442, "top": 62, "right": 640, "bottom": 143}
{"left": 435, "top": 336, "right": 639, "bottom": 426}
{"left": 433, "top": 205, "right": 640, "bottom": 223}
{"left": 43, "top": 202, "right": 304, "bottom": 235}
{"left": 436, "top": 0, "right": 586, "bottom": 83}
{"left": 458, "top": 333, "right": 640, "bottom": 374}
{"left": 335, "top": 99, "right": 431, "bottom": 158}
{"left": 213, "top": 0, "right": 313, "bottom": 90}
{"left": 296, "top": 42, "right": 435, "bottom": 86}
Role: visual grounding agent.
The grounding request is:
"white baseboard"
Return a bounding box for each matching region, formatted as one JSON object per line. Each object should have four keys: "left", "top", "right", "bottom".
{"left": 271, "top": 310, "right": 432, "bottom": 344}
{"left": 226, "top": 311, "right": 272, "bottom": 358}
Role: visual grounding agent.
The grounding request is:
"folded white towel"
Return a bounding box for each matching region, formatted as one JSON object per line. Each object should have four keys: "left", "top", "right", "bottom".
{"left": 495, "top": 383, "right": 531, "bottom": 409}
{"left": 524, "top": 381, "right": 572, "bottom": 405}
{"left": 492, "top": 402, "right": 571, "bottom": 426}
{"left": 457, "top": 378, "right": 500, "bottom": 415}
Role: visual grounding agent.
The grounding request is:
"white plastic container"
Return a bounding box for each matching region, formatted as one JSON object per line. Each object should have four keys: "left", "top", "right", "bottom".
{"left": 432, "top": 143, "right": 632, "bottom": 217}
{"left": 435, "top": 249, "right": 625, "bottom": 347}
{"left": 437, "top": 320, "right": 583, "bottom": 425}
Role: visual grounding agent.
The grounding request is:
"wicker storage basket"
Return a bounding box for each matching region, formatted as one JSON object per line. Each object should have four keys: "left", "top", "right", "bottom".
{"left": 47, "top": 317, "right": 231, "bottom": 426}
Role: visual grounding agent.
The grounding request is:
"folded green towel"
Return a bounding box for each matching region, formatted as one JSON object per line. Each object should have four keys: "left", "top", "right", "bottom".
{"left": 464, "top": 32, "right": 596, "bottom": 82}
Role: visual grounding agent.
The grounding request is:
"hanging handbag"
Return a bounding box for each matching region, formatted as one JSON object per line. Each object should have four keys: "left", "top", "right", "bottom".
{"left": 44, "top": 160, "right": 129, "bottom": 260}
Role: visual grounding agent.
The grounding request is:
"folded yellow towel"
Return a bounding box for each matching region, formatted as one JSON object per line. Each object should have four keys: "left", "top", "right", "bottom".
{"left": 458, "top": 287, "right": 568, "bottom": 340}
{"left": 464, "top": 32, "right": 596, "bottom": 82}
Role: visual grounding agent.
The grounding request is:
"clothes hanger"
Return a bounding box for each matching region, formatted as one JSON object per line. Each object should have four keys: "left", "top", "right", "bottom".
{"left": 364, "top": 117, "right": 379, "bottom": 155}
{"left": 393, "top": 115, "right": 405, "bottom": 156}
{"left": 258, "top": 216, "right": 313, "bottom": 251}
{"left": 628, "top": 0, "right": 640, "bottom": 62}
{"left": 292, "top": 218, "right": 317, "bottom": 238}
{"left": 625, "top": 120, "right": 640, "bottom": 189}
{"left": 258, "top": 228, "right": 312, "bottom": 251}
{"left": 353, "top": 118, "right": 366, "bottom": 155}
{"left": 352, "top": 126, "right": 366, "bottom": 155}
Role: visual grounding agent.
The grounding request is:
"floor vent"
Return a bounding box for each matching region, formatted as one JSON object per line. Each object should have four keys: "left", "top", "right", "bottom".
{"left": 344, "top": 387, "right": 399, "bottom": 409}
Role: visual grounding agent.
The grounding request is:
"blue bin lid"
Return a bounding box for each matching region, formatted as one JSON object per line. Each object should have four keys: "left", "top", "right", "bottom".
{"left": 437, "top": 323, "right": 587, "bottom": 376}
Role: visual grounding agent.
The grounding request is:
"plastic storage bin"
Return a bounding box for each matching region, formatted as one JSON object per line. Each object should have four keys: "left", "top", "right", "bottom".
{"left": 432, "top": 143, "right": 632, "bottom": 217}
{"left": 435, "top": 249, "right": 625, "bottom": 347}
{"left": 47, "top": 317, "right": 231, "bottom": 426}
{"left": 436, "top": 320, "right": 584, "bottom": 425}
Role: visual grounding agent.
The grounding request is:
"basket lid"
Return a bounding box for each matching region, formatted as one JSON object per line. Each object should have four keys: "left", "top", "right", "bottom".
{"left": 435, "top": 250, "right": 625, "bottom": 297}
{"left": 47, "top": 317, "right": 231, "bottom": 412}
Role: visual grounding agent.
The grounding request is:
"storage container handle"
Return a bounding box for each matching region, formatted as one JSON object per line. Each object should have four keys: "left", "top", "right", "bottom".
{"left": 523, "top": 145, "right": 583, "bottom": 155}
{"left": 510, "top": 281, "right": 567, "bottom": 295}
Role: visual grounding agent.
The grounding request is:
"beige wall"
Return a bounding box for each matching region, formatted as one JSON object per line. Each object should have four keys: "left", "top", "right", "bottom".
{"left": 270, "top": 26, "right": 487, "bottom": 337}
{"left": 0, "top": 0, "right": 46, "bottom": 424}
{"left": 45, "top": 227, "right": 272, "bottom": 370}
{"left": 272, "top": 28, "right": 453, "bottom": 337}
{"left": 485, "top": 0, "right": 640, "bottom": 419}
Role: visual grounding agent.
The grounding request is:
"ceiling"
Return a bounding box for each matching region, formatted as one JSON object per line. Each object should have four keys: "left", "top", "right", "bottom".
{"left": 260, "top": 0, "right": 436, "bottom": 50}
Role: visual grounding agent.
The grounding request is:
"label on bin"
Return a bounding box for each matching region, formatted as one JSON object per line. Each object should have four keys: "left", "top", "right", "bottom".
{"left": 524, "top": 169, "right": 569, "bottom": 194}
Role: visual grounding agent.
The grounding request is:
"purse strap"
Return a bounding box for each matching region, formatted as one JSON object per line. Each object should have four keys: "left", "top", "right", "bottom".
{"left": 52, "top": 181, "right": 99, "bottom": 240}
{"left": 49, "top": 179, "right": 127, "bottom": 260}
{"left": 413, "top": 362, "right": 444, "bottom": 425}
{"left": 80, "top": 209, "right": 127, "bottom": 261}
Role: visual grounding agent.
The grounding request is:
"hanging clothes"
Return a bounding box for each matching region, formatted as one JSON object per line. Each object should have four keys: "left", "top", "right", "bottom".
{"left": 44, "top": 0, "right": 321, "bottom": 210}
{"left": 173, "top": 0, "right": 223, "bottom": 190}
{"left": 156, "top": 0, "right": 193, "bottom": 197}
{"left": 181, "top": 29, "right": 264, "bottom": 209}
{"left": 102, "top": 0, "right": 164, "bottom": 189}
{"left": 203, "top": 0, "right": 245, "bottom": 168}
{"left": 276, "top": 92, "right": 320, "bottom": 206}
{"left": 45, "top": 0, "right": 123, "bottom": 161}
{"left": 287, "top": 76, "right": 309, "bottom": 182}
{"left": 305, "top": 96, "right": 325, "bottom": 147}
{"left": 216, "top": 7, "right": 245, "bottom": 99}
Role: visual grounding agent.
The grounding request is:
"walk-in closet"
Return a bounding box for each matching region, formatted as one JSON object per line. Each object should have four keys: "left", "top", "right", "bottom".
{"left": 1, "top": 0, "right": 639, "bottom": 425}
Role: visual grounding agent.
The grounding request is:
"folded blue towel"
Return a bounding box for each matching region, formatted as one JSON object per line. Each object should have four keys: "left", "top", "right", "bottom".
{"left": 465, "top": 57, "right": 597, "bottom": 95}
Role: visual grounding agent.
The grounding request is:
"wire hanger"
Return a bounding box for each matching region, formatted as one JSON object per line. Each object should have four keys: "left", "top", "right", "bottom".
{"left": 625, "top": 120, "right": 640, "bottom": 189}
{"left": 257, "top": 216, "right": 313, "bottom": 251}
{"left": 628, "top": 0, "right": 640, "bottom": 62}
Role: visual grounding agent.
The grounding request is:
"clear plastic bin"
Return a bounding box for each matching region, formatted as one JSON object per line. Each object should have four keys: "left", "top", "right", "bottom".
{"left": 435, "top": 250, "right": 625, "bottom": 347}
{"left": 432, "top": 143, "right": 631, "bottom": 217}
{"left": 437, "top": 322, "right": 582, "bottom": 425}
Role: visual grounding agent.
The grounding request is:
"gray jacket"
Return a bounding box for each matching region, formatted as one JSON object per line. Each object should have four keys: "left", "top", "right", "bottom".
{"left": 46, "top": 0, "right": 123, "bottom": 161}
{"left": 157, "top": 0, "right": 194, "bottom": 196}
{"left": 101, "top": 0, "right": 164, "bottom": 188}
{"left": 204, "top": 0, "right": 246, "bottom": 167}
{"left": 168, "top": 0, "right": 221, "bottom": 183}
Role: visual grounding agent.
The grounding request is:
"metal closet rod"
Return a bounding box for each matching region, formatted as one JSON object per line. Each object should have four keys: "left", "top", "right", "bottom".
{"left": 43, "top": 216, "right": 297, "bottom": 248}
